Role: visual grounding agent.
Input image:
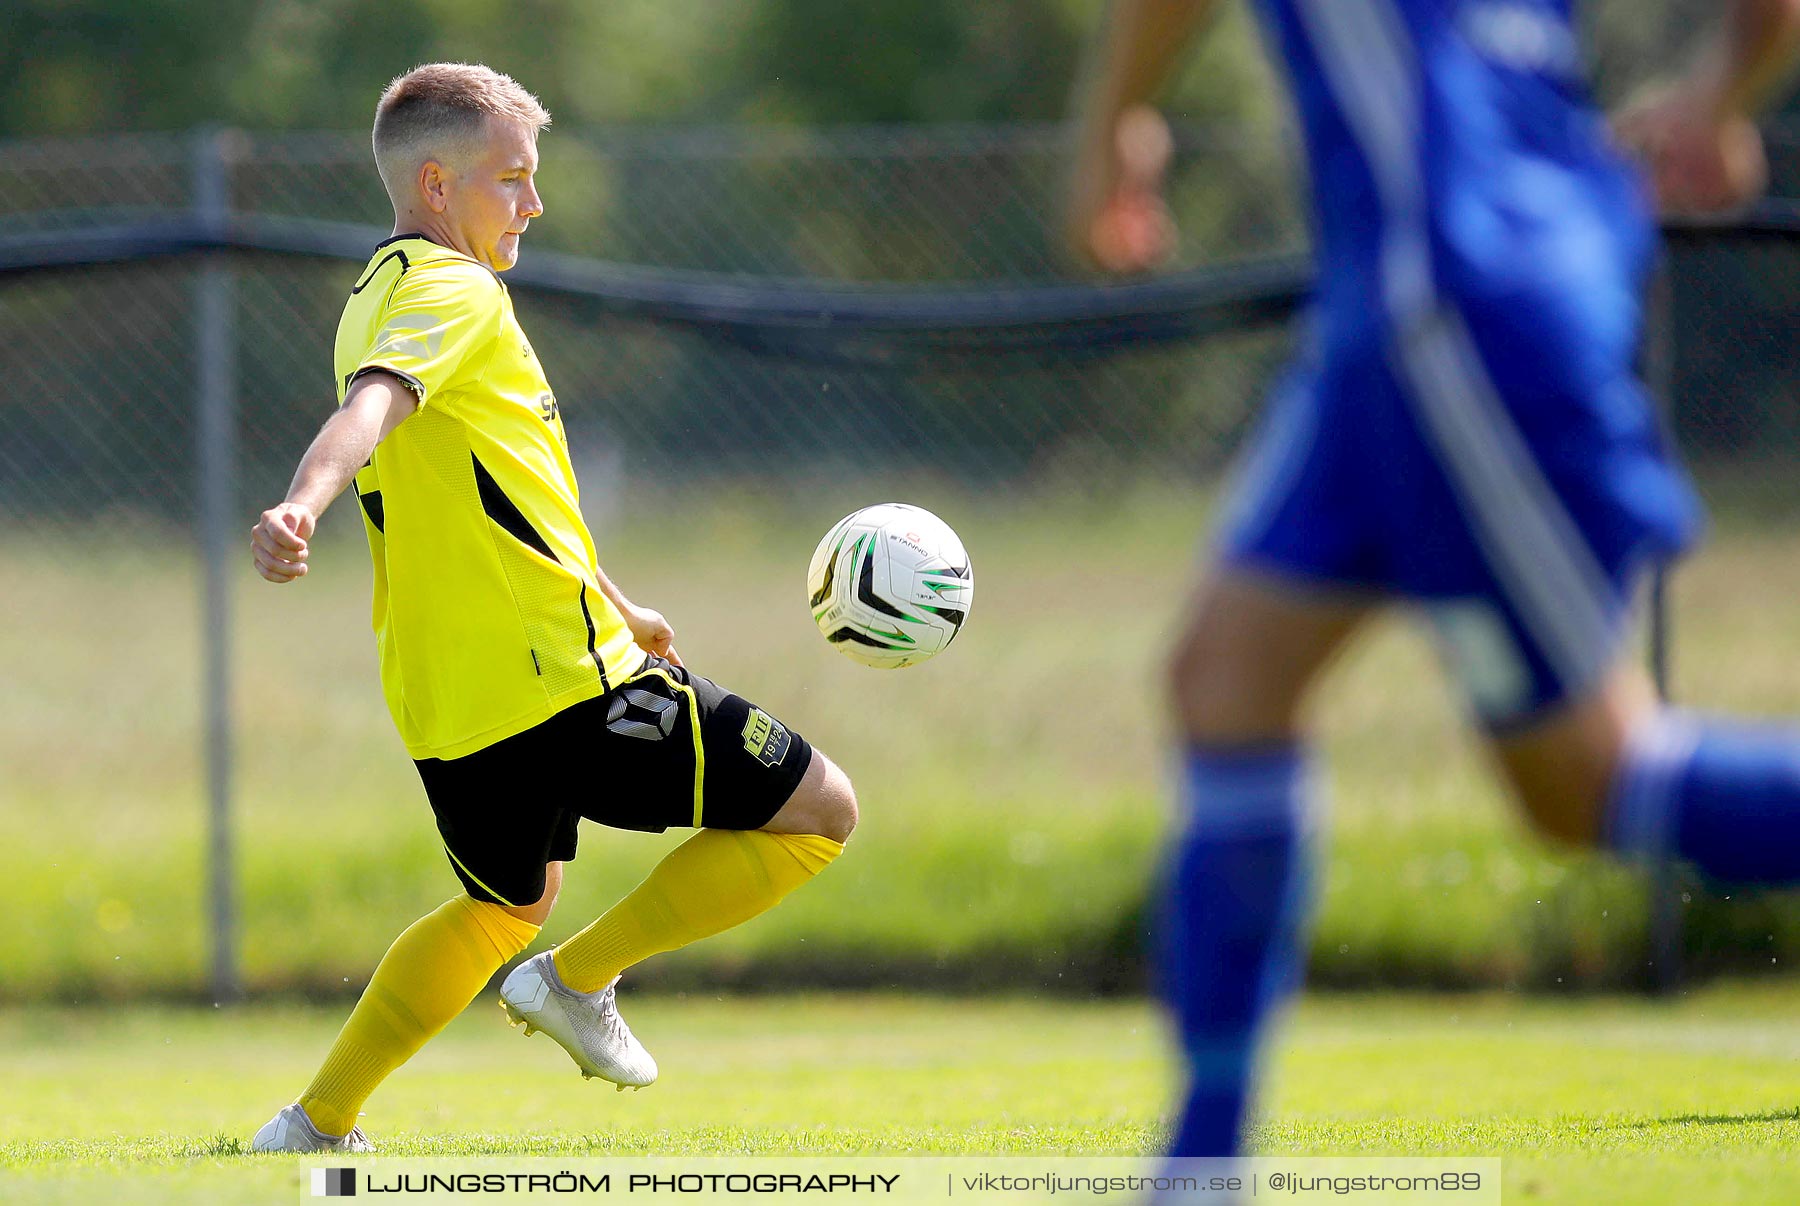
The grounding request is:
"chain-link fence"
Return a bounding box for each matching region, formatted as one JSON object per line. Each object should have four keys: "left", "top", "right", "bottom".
{"left": 0, "top": 125, "right": 1308, "bottom": 517}
{"left": 4, "top": 125, "right": 1800, "bottom": 1000}
{"left": 10, "top": 125, "right": 1800, "bottom": 507}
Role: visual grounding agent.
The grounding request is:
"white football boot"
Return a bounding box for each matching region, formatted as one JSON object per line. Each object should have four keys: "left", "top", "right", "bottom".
{"left": 251, "top": 1103, "right": 375, "bottom": 1153}
{"left": 499, "top": 951, "right": 657, "bottom": 1090}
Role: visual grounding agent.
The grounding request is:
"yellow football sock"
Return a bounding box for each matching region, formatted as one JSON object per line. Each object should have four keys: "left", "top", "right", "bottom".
{"left": 552, "top": 830, "right": 844, "bottom": 993}
{"left": 298, "top": 894, "right": 538, "bottom": 1137}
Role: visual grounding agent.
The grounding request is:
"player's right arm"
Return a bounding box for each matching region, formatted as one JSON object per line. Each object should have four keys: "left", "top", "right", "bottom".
{"left": 1614, "top": 0, "right": 1800, "bottom": 214}
{"left": 1064, "top": 0, "right": 1221, "bottom": 274}
{"left": 250, "top": 373, "right": 416, "bottom": 584}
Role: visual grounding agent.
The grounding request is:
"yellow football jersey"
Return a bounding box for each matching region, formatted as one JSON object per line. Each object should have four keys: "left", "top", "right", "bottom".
{"left": 334, "top": 234, "right": 644, "bottom": 759}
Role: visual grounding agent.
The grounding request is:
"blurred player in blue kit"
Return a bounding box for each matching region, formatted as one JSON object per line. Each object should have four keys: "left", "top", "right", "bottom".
{"left": 1066, "top": 0, "right": 1800, "bottom": 1157}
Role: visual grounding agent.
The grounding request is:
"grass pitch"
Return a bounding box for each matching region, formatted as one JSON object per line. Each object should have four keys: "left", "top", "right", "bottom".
{"left": 3, "top": 984, "right": 1797, "bottom": 1205}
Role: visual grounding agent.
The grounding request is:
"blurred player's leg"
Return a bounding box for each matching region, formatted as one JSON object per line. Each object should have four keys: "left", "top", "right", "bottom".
{"left": 1165, "top": 571, "right": 1370, "bottom": 1155}
{"left": 1492, "top": 661, "right": 1800, "bottom": 885}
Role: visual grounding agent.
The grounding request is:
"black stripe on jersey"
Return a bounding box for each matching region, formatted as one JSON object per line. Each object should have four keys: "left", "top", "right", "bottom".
{"left": 357, "top": 489, "right": 385, "bottom": 533}
{"left": 470, "top": 453, "right": 557, "bottom": 563}
{"left": 351, "top": 248, "right": 411, "bottom": 295}
{"left": 577, "top": 583, "right": 611, "bottom": 692}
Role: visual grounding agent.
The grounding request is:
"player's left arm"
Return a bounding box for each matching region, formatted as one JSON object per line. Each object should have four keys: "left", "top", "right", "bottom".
{"left": 593, "top": 564, "right": 682, "bottom": 666}
{"left": 1614, "top": 0, "right": 1800, "bottom": 214}
{"left": 1064, "top": 0, "right": 1223, "bottom": 273}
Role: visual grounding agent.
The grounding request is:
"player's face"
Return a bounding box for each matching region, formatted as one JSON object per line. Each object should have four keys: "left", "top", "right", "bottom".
{"left": 449, "top": 117, "right": 543, "bottom": 272}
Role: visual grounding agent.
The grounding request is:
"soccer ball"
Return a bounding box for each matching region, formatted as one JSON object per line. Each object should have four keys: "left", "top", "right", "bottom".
{"left": 807, "top": 503, "right": 973, "bottom": 668}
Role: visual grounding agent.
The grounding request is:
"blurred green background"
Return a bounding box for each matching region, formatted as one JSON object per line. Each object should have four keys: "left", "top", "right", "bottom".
{"left": 9, "top": 483, "right": 1800, "bottom": 1000}
{"left": 3, "top": 0, "right": 1781, "bottom": 137}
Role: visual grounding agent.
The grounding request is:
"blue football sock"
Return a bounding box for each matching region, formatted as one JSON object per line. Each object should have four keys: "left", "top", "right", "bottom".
{"left": 1607, "top": 712, "right": 1800, "bottom": 884}
{"left": 1161, "top": 744, "right": 1314, "bottom": 1157}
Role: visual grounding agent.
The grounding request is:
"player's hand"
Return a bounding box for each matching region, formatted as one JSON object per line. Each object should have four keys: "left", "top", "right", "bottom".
{"left": 623, "top": 602, "right": 680, "bottom": 665}
{"left": 251, "top": 502, "right": 317, "bottom": 583}
{"left": 1066, "top": 105, "right": 1179, "bottom": 275}
{"left": 1613, "top": 79, "right": 1768, "bottom": 216}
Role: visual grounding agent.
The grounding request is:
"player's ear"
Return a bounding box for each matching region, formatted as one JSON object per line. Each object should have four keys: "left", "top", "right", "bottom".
{"left": 418, "top": 159, "right": 451, "bottom": 213}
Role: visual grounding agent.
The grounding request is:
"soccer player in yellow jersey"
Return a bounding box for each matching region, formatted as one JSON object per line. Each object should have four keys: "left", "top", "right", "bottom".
{"left": 248, "top": 63, "right": 856, "bottom": 1154}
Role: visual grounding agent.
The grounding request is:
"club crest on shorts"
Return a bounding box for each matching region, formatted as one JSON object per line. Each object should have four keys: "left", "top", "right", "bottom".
{"left": 741, "top": 708, "right": 791, "bottom": 768}
{"left": 606, "top": 685, "right": 678, "bottom": 741}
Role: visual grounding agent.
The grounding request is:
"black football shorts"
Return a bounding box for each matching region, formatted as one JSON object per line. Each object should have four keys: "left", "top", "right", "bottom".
{"left": 413, "top": 655, "right": 815, "bottom": 907}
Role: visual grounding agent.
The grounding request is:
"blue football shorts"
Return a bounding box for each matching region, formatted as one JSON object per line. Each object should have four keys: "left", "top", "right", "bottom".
{"left": 1219, "top": 296, "right": 1702, "bottom": 729}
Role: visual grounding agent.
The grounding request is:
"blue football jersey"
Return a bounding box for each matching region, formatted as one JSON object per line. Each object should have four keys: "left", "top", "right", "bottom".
{"left": 1251, "top": 0, "right": 1653, "bottom": 351}
{"left": 1221, "top": 0, "right": 1701, "bottom": 723}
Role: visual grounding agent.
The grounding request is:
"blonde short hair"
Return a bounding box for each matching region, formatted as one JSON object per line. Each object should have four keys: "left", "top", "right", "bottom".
{"left": 372, "top": 63, "right": 551, "bottom": 202}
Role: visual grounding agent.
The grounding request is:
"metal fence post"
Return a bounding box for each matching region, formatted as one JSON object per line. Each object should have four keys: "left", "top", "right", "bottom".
{"left": 193, "top": 125, "right": 240, "bottom": 1003}
{"left": 1643, "top": 258, "right": 1682, "bottom": 996}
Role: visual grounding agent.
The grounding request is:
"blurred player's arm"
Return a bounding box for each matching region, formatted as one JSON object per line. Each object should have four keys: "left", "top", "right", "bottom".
{"left": 1712, "top": 0, "right": 1800, "bottom": 117}
{"left": 1064, "top": 0, "right": 1221, "bottom": 273}
{"left": 250, "top": 372, "right": 416, "bottom": 584}
{"left": 1614, "top": 0, "right": 1800, "bottom": 214}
